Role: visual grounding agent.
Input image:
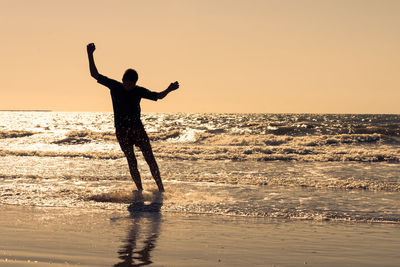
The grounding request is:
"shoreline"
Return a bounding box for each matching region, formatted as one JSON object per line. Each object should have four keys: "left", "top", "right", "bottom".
{"left": 1, "top": 204, "right": 400, "bottom": 266}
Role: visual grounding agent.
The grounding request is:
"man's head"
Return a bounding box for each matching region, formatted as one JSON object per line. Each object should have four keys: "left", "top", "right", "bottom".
{"left": 122, "top": 69, "right": 138, "bottom": 91}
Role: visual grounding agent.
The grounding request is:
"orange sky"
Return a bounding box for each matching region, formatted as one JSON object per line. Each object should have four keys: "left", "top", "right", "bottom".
{"left": 1, "top": 0, "right": 399, "bottom": 113}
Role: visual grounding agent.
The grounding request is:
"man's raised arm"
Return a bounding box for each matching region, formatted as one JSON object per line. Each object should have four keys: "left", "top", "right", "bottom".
{"left": 87, "top": 43, "right": 99, "bottom": 80}
{"left": 157, "top": 81, "right": 180, "bottom": 100}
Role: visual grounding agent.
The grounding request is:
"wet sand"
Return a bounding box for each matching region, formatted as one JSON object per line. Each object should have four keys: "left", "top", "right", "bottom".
{"left": 0, "top": 204, "right": 400, "bottom": 267}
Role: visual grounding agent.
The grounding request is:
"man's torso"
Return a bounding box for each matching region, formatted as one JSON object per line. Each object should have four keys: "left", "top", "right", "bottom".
{"left": 96, "top": 75, "right": 158, "bottom": 128}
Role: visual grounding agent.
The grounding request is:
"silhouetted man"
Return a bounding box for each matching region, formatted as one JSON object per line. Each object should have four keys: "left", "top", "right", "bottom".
{"left": 87, "top": 43, "right": 179, "bottom": 192}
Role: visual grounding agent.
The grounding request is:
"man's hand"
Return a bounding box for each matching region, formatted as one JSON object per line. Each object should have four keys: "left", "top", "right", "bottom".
{"left": 87, "top": 43, "right": 96, "bottom": 54}
{"left": 167, "top": 81, "right": 179, "bottom": 91}
{"left": 87, "top": 43, "right": 99, "bottom": 79}
{"left": 158, "top": 81, "right": 180, "bottom": 100}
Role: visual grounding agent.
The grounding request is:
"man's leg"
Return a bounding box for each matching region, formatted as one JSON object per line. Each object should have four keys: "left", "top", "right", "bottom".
{"left": 139, "top": 141, "right": 164, "bottom": 192}
{"left": 123, "top": 148, "right": 143, "bottom": 191}
{"left": 117, "top": 129, "right": 143, "bottom": 191}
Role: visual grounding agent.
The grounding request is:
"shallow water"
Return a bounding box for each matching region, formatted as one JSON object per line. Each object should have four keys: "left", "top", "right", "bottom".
{"left": 0, "top": 111, "right": 399, "bottom": 223}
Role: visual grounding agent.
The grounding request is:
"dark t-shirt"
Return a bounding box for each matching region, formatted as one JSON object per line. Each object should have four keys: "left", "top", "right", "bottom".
{"left": 97, "top": 74, "right": 158, "bottom": 128}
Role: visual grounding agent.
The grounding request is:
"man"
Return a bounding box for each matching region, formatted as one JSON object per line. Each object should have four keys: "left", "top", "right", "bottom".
{"left": 87, "top": 43, "right": 179, "bottom": 192}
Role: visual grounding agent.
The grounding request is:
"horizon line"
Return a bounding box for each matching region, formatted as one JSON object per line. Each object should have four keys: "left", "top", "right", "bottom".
{"left": 0, "top": 110, "right": 399, "bottom": 115}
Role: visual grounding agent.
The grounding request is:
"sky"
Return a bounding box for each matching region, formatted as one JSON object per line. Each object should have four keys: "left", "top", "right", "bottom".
{"left": 1, "top": 0, "right": 399, "bottom": 114}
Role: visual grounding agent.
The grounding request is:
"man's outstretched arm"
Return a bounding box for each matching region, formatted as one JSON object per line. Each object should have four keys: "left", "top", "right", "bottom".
{"left": 157, "top": 81, "right": 180, "bottom": 100}
{"left": 87, "top": 43, "right": 99, "bottom": 80}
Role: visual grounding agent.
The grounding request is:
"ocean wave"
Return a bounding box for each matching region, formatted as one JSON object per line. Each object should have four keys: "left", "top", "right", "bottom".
{"left": 52, "top": 130, "right": 115, "bottom": 144}
{"left": 52, "top": 130, "right": 182, "bottom": 145}
{"left": 0, "top": 139, "right": 399, "bottom": 163}
{"left": 150, "top": 130, "right": 181, "bottom": 141}
{"left": 12, "top": 128, "right": 400, "bottom": 150}
{"left": 0, "top": 130, "right": 36, "bottom": 139}
{"left": 192, "top": 133, "right": 399, "bottom": 147}
{"left": 259, "top": 176, "right": 400, "bottom": 192}
{"left": 351, "top": 125, "right": 400, "bottom": 136}
{"left": 266, "top": 125, "right": 317, "bottom": 135}
{"left": 193, "top": 133, "right": 293, "bottom": 146}
{"left": 264, "top": 124, "right": 400, "bottom": 136}
{"left": 0, "top": 149, "right": 124, "bottom": 159}
{"left": 0, "top": 174, "right": 130, "bottom": 181}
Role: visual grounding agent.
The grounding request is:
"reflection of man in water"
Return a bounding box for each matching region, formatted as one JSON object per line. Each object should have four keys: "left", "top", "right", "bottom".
{"left": 114, "top": 194, "right": 163, "bottom": 267}
{"left": 87, "top": 43, "right": 179, "bottom": 192}
{"left": 114, "top": 212, "right": 161, "bottom": 267}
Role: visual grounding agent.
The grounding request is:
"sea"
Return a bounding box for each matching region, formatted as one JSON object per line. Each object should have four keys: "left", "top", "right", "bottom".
{"left": 0, "top": 111, "right": 399, "bottom": 223}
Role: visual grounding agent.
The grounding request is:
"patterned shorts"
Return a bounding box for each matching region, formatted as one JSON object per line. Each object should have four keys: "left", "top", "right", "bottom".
{"left": 115, "top": 124, "right": 150, "bottom": 149}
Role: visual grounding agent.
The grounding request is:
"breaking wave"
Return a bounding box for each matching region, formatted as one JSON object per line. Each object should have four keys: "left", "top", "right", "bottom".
{"left": 0, "top": 145, "right": 398, "bottom": 162}
{"left": 52, "top": 130, "right": 116, "bottom": 144}
{"left": 193, "top": 133, "right": 398, "bottom": 146}
{"left": 48, "top": 128, "right": 400, "bottom": 146}
{"left": 51, "top": 130, "right": 182, "bottom": 144}
{"left": 1, "top": 132, "right": 399, "bottom": 163}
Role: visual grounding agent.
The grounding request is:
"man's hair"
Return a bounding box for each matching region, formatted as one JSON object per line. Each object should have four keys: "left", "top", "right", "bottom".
{"left": 122, "top": 68, "right": 138, "bottom": 83}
